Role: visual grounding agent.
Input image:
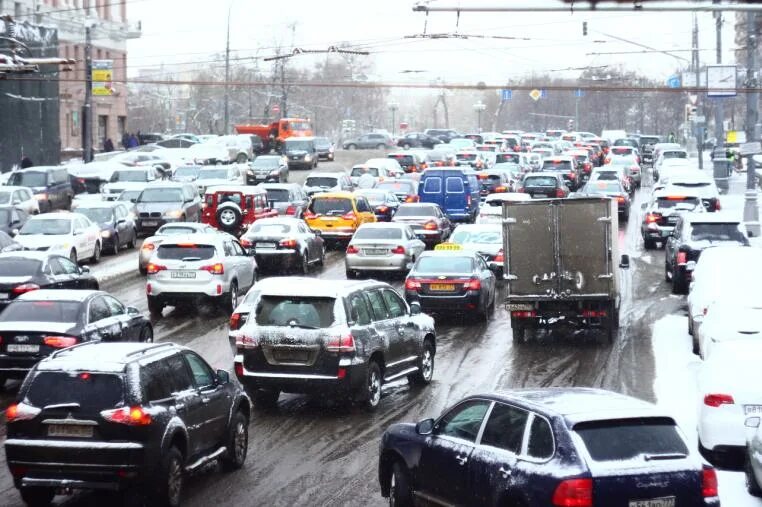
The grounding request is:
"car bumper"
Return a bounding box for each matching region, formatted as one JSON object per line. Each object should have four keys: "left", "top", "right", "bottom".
{"left": 698, "top": 405, "right": 748, "bottom": 450}
{"left": 0, "top": 354, "right": 44, "bottom": 378}
{"left": 136, "top": 218, "right": 169, "bottom": 233}
{"left": 314, "top": 228, "right": 355, "bottom": 239}
{"left": 287, "top": 161, "right": 313, "bottom": 169}
{"left": 246, "top": 174, "right": 280, "bottom": 184}
{"left": 345, "top": 253, "right": 409, "bottom": 272}
{"left": 147, "top": 279, "right": 231, "bottom": 299}
{"left": 642, "top": 224, "right": 674, "bottom": 239}
{"left": 411, "top": 229, "right": 442, "bottom": 245}
{"left": 317, "top": 152, "right": 334, "bottom": 160}
{"left": 254, "top": 250, "right": 299, "bottom": 268}
{"left": 405, "top": 291, "right": 483, "bottom": 312}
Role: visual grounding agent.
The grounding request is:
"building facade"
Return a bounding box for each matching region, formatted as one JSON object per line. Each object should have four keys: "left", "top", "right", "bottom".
{"left": 1, "top": 0, "right": 140, "bottom": 155}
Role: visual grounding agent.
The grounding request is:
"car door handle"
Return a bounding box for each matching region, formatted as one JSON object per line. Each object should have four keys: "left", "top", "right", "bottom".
{"left": 455, "top": 455, "right": 468, "bottom": 466}
{"left": 499, "top": 466, "right": 512, "bottom": 478}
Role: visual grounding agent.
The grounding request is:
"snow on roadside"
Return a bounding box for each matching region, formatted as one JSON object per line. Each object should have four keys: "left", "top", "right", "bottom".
{"left": 652, "top": 314, "right": 762, "bottom": 506}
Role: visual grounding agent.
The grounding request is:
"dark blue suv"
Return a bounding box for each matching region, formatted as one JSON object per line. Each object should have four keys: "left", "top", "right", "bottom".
{"left": 379, "top": 388, "right": 720, "bottom": 507}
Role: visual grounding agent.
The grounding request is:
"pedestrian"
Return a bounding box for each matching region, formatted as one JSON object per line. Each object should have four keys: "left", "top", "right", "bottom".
{"left": 128, "top": 133, "right": 139, "bottom": 149}
{"left": 20, "top": 156, "right": 33, "bottom": 168}
{"left": 104, "top": 138, "right": 115, "bottom": 152}
{"left": 121, "top": 132, "right": 129, "bottom": 149}
{"left": 668, "top": 132, "right": 676, "bottom": 143}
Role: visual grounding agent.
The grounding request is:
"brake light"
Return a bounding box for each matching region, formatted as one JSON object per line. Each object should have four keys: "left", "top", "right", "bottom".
{"left": 279, "top": 238, "right": 297, "bottom": 249}
{"left": 568, "top": 171, "right": 576, "bottom": 179}
{"left": 377, "top": 206, "right": 389, "bottom": 214}
{"left": 665, "top": 196, "right": 687, "bottom": 201}
{"left": 390, "top": 246, "right": 405, "bottom": 255}
{"left": 704, "top": 393, "right": 734, "bottom": 407}
{"left": 101, "top": 406, "right": 152, "bottom": 426}
{"left": 43, "top": 336, "right": 78, "bottom": 348}
{"left": 325, "top": 333, "right": 356, "bottom": 353}
{"left": 581, "top": 310, "right": 607, "bottom": 318}
{"left": 342, "top": 211, "right": 356, "bottom": 221}
{"left": 464, "top": 278, "right": 481, "bottom": 290}
{"left": 702, "top": 466, "right": 719, "bottom": 498}
{"left": 555, "top": 188, "right": 566, "bottom": 198}
{"left": 467, "top": 195, "right": 472, "bottom": 207}
{"left": 200, "top": 263, "right": 224, "bottom": 275}
{"left": 494, "top": 186, "right": 507, "bottom": 193}
{"left": 229, "top": 313, "right": 243, "bottom": 330}
{"left": 423, "top": 221, "right": 438, "bottom": 231}
{"left": 517, "top": 187, "right": 525, "bottom": 193}
{"left": 512, "top": 310, "right": 537, "bottom": 318}
{"left": 141, "top": 243, "right": 155, "bottom": 251}
{"left": 234, "top": 362, "right": 244, "bottom": 377}
{"left": 12, "top": 283, "right": 39, "bottom": 295}
{"left": 714, "top": 200, "right": 721, "bottom": 211}
{"left": 346, "top": 245, "right": 360, "bottom": 254}
{"left": 410, "top": 165, "right": 419, "bottom": 173}
{"left": 6, "top": 402, "right": 40, "bottom": 422}
{"left": 285, "top": 205, "right": 297, "bottom": 215}
{"left": 478, "top": 173, "right": 489, "bottom": 180}
{"left": 405, "top": 278, "right": 421, "bottom": 290}
{"left": 146, "top": 263, "right": 166, "bottom": 275}
{"left": 303, "top": 210, "right": 317, "bottom": 219}
{"left": 405, "top": 195, "right": 419, "bottom": 203}
{"left": 645, "top": 213, "right": 659, "bottom": 224}
{"left": 494, "top": 249, "right": 504, "bottom": 263}
{"left": 235, "top": 334, "right": 259, "bottom": 349}
{"left": 552, "top": 478, "right": 593, "bottom": 507}
{"left": 676, "top": 252, "right": 687, "bottom": 265}
{"left": 616, "top": 196, "right": 625, "bottom": 204}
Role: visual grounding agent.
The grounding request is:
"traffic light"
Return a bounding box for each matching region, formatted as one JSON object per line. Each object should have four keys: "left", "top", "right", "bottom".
{"left": 582, "top": 22, "right": 588, "bottom": 36}
{"left": 684, "top": 104, "right": 697, "bottom": 123}
{"left": 567, "top": 118, "right": 575, "bottom": 131}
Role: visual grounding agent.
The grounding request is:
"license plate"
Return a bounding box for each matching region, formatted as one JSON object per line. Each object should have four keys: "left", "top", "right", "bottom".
{"left": 364, "top": 249, "right": 387, "bottom": 255}
{"left": 745, "top": 405, "right": 762, "bottom": 415}
{"left": 48, "top": 424, "right": 94, "bottom": 438}
{"left": 7, "top": 344, "right": 39, "bottom": 353}
{"left": 257, "top": 242, "right": 276, "bottom": 249}
{"left": 0, "top": 293, "right": 8, "bottom": 300}
{"left": 507, "top": 303, "right": 533, "bottom": 311}
{"left": 142, "top": 220, "right": 158, "bottom": 226}
{"left": 667, "top": 217, "right": 678, "bottom": 224}
{"left": 430, "top": 283, "right": 455, "bottom": 291}
{"left": 629, "top": 497, "right": 675, "bottom": 507}
{"left": 171, "top": 271, "right": 196, "bottom": 279}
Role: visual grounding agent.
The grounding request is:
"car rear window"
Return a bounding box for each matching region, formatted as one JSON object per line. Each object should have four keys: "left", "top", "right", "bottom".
{"left": 390, "top": 155, "right": 414, "bottom": 165}
{"left": 250, "top": 223, "right": 292, "bottom": 235}
{"left": 415, "top": 256, "right": 473, "bottom": 274}
{"left": 446, "top": 177, "right": 465, "bottom": 192}
{"left": 690, "top": 223, "right": 747, "bottom": 242}
{"left": 542, "top": 160, "right": 572, "bottom": 171}
{"left": 422, "top": 177, "right": 442, "bottom": 193}
{"left": 0, "top": 259, "right": 41, "bottom": 277}
{"left": 305, "top": 177, "right": 339, "bottom": 187}
{"left": 574, "top": 417, "right": 688, "bottom": 462}
{"left": 377, "top": 182, "right": 415, "bottom": 194}
{"left": 457, "top": 153, "right": 476, "bottom": 161}
{"left": 0, "top": 300, "right": 82, "bottom": 323}
{"left": 158, "top": 225, "right": 199, "bottom": 235}
{"left": 496, "top": 153, "right": 520, "bottom": 163}
{"left": 353, "top": 228, "right": 403, "bottom": 240}
{"left": 157, "top": 244, "right": 216, "bottom": 261}
{"left": 254, "top": 295, "right": 336, "bottom": 328}
{"left": 265, "top": 189, "right": 290, "bottom": 203}
{"left": 524, "top": 176, "right": 557, "bottom": 187}
{"left": 395, "top": 206, "right": 436, "bottom": 217}
{"left": 309, "top": 198, "right": 353, "bottom": 216}
{"left": 25, "top": 371, "right": 124, "bottom": 411}
{"left": 663, "top": 151, "right": 687, "bottom": 159}
{"left": 351, "top": 167, "right": 379, "bottom": 177}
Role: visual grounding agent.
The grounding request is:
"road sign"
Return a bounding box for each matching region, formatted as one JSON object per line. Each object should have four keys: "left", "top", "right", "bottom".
{"left": 740, "top": 142, "right": 762, "bottom": 156}
{"left": 501, "top": 89, "right": 512, "bottom": 101}
{"left": 399, "top": 122, "right": 409, "bottom": 130}
{"left": 707, "top": 65, "right": 737, "bottom": 97}
{"left": 271, "top": 104, "right": 281, "bottom": 114}
{"left": 540, "top": 89, "right": 547, "bottom": 98}
{"left": 574, "top": 89, "right": 585, "bottom": 98}
{"left": 666, "top": 75, "right": 681, "bottom": 88}
{"left": 693, "top": 115, "right": 706, "bottom": 123}
{"left": 529, "top": 89, "right": 542, "bottom": 101}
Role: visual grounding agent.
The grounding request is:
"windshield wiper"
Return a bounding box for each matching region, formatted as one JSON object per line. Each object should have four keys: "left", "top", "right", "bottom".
{"left": 644, "top": 452, "right": 688, "bottom": 461}
{"left": 287, "top": 323, "right": 319, "bottom": 329}
{"left": 181, "top": 257, "right": 202, "bottom": 262}
{"left": 43, "top": 402, "right": 81, "bottom": 411}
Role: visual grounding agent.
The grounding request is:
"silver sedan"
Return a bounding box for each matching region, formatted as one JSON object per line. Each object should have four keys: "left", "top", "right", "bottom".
{"left": 345, "top": 222, "right": 425, "bottom": 279}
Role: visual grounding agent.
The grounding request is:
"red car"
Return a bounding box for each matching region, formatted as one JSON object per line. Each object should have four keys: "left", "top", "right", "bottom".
{"left": 201, "top": 185, "right": 277, "bottom": 236}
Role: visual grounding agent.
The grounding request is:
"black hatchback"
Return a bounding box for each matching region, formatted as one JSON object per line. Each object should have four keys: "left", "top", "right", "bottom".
{"left": 5, "top": 342, "right": 251, "bottom": 507}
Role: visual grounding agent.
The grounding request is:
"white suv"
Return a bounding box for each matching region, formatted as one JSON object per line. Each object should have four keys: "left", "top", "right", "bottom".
{"left": 145, "top": 233, "right": 257, "bottom": 315}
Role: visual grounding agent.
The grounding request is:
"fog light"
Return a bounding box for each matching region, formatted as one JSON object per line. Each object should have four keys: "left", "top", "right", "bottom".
{"left": 217, "top": 284, "right": 222, "bottom": 295}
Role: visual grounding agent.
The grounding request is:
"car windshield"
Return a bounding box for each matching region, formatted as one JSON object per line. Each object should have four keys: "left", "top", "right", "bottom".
{"left": 574, "top": 418, "right": 688, "bottom": 462}
{"left": 0, "top": 300, "right": 82, "bottom": 322}
{"left": 309, "top": 198, "right": 352, "bottom": 216}
{"left": 110, "top": 170, "right": 147, "bottom": 183}
{"left": 8, "top": 171, "right": 46, "bottom": 187}
{"left": 174, "top": 166, "right": 201, "bottom": 178}
{"left": 19, "top": 218, "right": 71, "bottom": 235}
{"left": 451, "top": 229, "right": 501, "bottom": 244}
{"left": 656, "top": 196, "right": 701, "bottom": 211}
{"left": 198, "top": 169, "right": 228, "bottom": 180}
{"left": 254, "top": 295, "right": 336, "bottom": 328}
{"left": 395, "top": 206, "right": 436, "bottom": 217}
{"left": 25, "top": 372, "right": 124, "bottom": 412}
{"left": 663, "top": 151, "right": 687, "bottom": 159}
{"left": 0, "top": 192, "right": 12, "bottom": 205}
{"left": 305, "top": 177, "right": 338, "bottom": 188}
{"left": 524, "top": 176, "right": 557, "bottom": 187}
{"left": 353, "top": 227, "right": 403, "bottom": 240}
{"left": 0, "top": 258, "right": 41, "bottom": 276}
{"left": 118, "top": 190, "right": 142, "bottom": 202}
{"left": 690, "top": 223, "right": 747, "bottom": 242}
{"left": 138, "top": 188, "right": 183, "bottom": 203}
{"left": 351, "top": 167, "right": 379, "bottom": 177}
{"left": 252, "top": 158, "right": 280, "bottom": 168}
{"left": 250, "top": 223, "right": 292, "bottom": 235}
{"left": 157, "top": 244, "right": 215, "bottom": 261}
{"left": 415, "top": 256, "right": 473, "bottom": 274}
{"left": 593, "top": 171, "right": 620, "bottom": 181}
{"left": 265, "top": 189, "right": 290, "bottom": 203}
{"left": 285, "top": 140, "right": 313, "bottom": 151}
{"left": 76, "top": 208, "right": 113, "bottom": 223}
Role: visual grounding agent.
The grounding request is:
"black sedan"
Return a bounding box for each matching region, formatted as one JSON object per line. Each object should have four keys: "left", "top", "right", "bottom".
{"left": 404, "top": 250, "right": 496, "bottom": 320}
{"left": 354, "top": 189, "right": 401, "bottom": 222}
{"left": 573, "top": 179, "right": 631, "bottom": 221}
{"left": 314, "top": 136, "right": 335, "bottom": 161}
{"left": 239, "top": 217, "right": 325, "bottom": 274}
{"left": 73, "top": 201, "right": 138, "bottom": 255}
{"left": 392, "top": 203, "right": 452, "bottom": 248}
{"left": 0, "top": 289, "right": 152, "bottom": 386}
{"left": 397, "top": 132, "right": 442, "bottom": 150}
{"left": 0, "top": 206, "right": 29, "bottom": 235}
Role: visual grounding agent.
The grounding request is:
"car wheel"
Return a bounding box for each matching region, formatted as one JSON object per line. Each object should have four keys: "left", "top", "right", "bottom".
{"left": 140, "top": 325, "right": 154, "bottom": 343}
{"left": 345, "top": 269, "right": 357, "bottom": 279}
{"left": 147, "top": 296, "right": 163, "bottom": 317}
{"left": 111, "top": 234, "right": 119, "bottom": 255}
{"left": 69, "top": 248, "right": 77, "bottom": 264}
{"left": 317, "top": 244, "right": 326, "bottom": 267}
{"left": 20, "top": 487, "right": 55, "bottom": 507}
{"left": 251, "top": 388, "right": 279, "bottom": 408}
{"left": 403, "top": 143, "right": 411, "bottom": 149}
{"left": 301, "top": 252, "right": 310, "bottom": 275}
{"left": 672, "top": 268, "right": 688, "bottom": 294}
{"left": 224, "top": 281, "right": 239, "bottom": 314}
{"left": 221, "top": 411, "right": 249, "bottom": 472}
{"left": 376, "top": 144, "right": 385, "bottom": 150}
{"left": 664, "top": 262, "right": 671, "bottom": 282}
{"left": 128, "top": 230, "right": 137, "bottom": 249}
{"left": 153, "top": 446, "right": 183, "bottom": 507}
{"left": 346, "top": 144, "right": 356, "bottom": 150}
{"left": 362, "top": 361, "right": 382, "bottom": 410}
{"left": 90, "top": 242, "right": 101, "bottom": 264}
{"left": 139, "top": 266, "right": 147, "bottom": 276}
{"left": 408, "top": 339, "right": 434, "bottom": 386}
{"left": 511, "top": 318, "right": 527, "bottom": 344}
{"left": 389, "top": 461, "right": 413, "bottom": 507}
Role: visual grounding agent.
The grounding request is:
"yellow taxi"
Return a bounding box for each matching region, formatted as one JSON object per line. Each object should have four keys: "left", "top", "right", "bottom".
{"left": 303, "top": 191, "right": 376, "bottom": 243}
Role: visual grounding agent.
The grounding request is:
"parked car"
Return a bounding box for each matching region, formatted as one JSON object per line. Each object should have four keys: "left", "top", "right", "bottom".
{"left": 72, "top": 201, "right": 138, "bottom": 255}
{"left": 641, "top": 190, "right": 705, "bottom": 249}
{"left": 232, "top": 277, "right": 436, "bottom": 409}
{"left": 139, "top": 222, "right": 220, "bottom": 275}
{"left": 417, "top": 168, "right": 480, "bottom": 223}
{"left": 303, "top": 192, "right": 377, "bottom": 245}
{"left": 380, "top": 388, "right": 719, "bottom": 507}
{"left": 201, "top": 185, "right": 276, "bottom": 236}
{"left": 171, "top": 164, "right": 203, "bottom": 183}
{"left": 4, "top": 342, "right": 250, "bottom": 507}
{"left": 0, "top": 186, "right": 38, "bottom": 215}
{"left": 0, "top": 289, "right": 152, "bottom": 386}
{"left": 7, "top": 166, "right": 74, "bottom": 213}
{"left": 246, "top": 155, "right": 289, "bottom": 184}
{"left": 392, "top": 203, "right": 452, "bottom": 248}
{"left": 15, "top": 212, "right": 102, "bottom": 264}
{"left": 342, "top": 132, "right": 394, "bottom": 150}
{"left": 145, "top": 233, "right": 257, "bottom": 315}
{"left": 260, "top": 182, "right": 309, "bottom": 217}
{"left": 135, "top": 182, "right": 202, "bottom": 236}
{"left": 696, "top": 301, "right": 762, "bottom": 360}
{"left": 239, "top": 217, "right": 324, "bottom": 274}
{"left": 283, "top": 136, "right": 318, "bottom": 170}
{"left": 397, "top": 132, "right": 442, "bottom": 149}
{"left": 303, "top": 172, "right": 353, "bottom": 197}
{"left": 314, "top": 136, "right": 335, "bottom": 161}
{"left": 354, "top": 189, "right": 400, "bottom": 222}
{"left": 345, "top": 222, "right": 425, "bottom": 279}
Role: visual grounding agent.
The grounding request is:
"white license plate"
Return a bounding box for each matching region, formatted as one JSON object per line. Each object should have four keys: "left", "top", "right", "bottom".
{"left": 506, "top": 303, "right": 533, "bottom": 311}
{"left": 745, "top": 405, "right": 762, "bottom": 415}
{"left": 171, "top": 271, "right": 196, "bottom": 279}
{"left": 629, "top": 497, "right": 675, "bottom": 507}
{"left": 7, "top": 344, "right": 39, "bottom": 353}
{"left": 0, "top": 293, "right": 9, "bottom": 300}
{"left": 48, "top": 424, "right": 94, "bottom": 438}
{"left": 364, "top": 249, "right": 387, "bottom": 255}
{"left": 257, "top": 243, "right": 276, "bottom": 249}
{"left": 142, "top": 220, "right": 158, "bottom": 226}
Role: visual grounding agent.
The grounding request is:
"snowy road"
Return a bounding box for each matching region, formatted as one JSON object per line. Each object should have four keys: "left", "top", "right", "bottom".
{"left": 0, "top": 153, "right": 758, "bottom": 505}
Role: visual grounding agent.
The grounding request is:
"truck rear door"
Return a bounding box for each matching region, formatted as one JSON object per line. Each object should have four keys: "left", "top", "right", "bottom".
{"left": 503, "top": 201, "right": 556, "bottom": 297}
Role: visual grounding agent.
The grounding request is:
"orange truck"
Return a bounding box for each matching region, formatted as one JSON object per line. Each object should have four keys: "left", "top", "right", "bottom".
{"left": 234, "top": 118, "right": 313, "bottom": 152}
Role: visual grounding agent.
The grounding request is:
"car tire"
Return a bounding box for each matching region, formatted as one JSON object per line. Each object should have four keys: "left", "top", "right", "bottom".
{"left": 511, "top": 319, "right": 527, "bottom": 344}
{"left": 251, "top": 388, "right": 279, "bottom": 408}
{"left": 221, "top": 410, "right": 249, "bottom": 472}
{"left": 128, "top": 230, "right": 137, "bottom": 249}
{"left": 643, "top": 238, "right": 657, "bottom": 250}
{"left": 389, "top": 462, "right": 414, "bottom": 507}
{"left": 376, "top": 144, "right": 385, "bottom": 150}
{"left": 664, "top": 262, "right": 671, "bottom": 282}
{"left": 622, "top": 210, "right": 629, "bottom": 222}
{"left": 345, "top": 269, "right": 357, "bottom": 279}
{"left": 90, "top": 242, "right": 101, "bottom": 264}
{"left": 346, "top": 144, "right": 357, "bottom": 150}
{"left": 140, "top": 266, "right": 147, "bottom": 276}
{"left": 111, "top": 234, "right": 119, "bottom": 255}
{"left": 147, "top": 296, "right": 163, "bottom": 317}
{"left": 408, "top": 339, "right": 434, "bottom": 386}
{"left": 672, "top": 268, "right": 688, "bottom": 295}
{"left": 152, "top": 446, "right": 184, "bottom": 507}
{"left": 747, "top": 456, "right": 762, "bottom": 497}
{"left": 361, "top": 361, "right": 383, "bottom": 411}
{"left": 224, "top": 281, "right": 239, "bottom": 314}
{"left": 300, "top": 252, "right": 310, "bottom": 275}
{"left": 140, "top": 325, "right": 154, "bottom": 343}
{"left": 403, "top": 143, "right": 411, "bottom": 149}
{"left": 317, "top": 244, "right": 325, "bottom": 267}
{"left": 217, "top": 207, "right": 242, "bottom": 233}
{"left": 20, "top": 487, "right": 55, "bottom": 507}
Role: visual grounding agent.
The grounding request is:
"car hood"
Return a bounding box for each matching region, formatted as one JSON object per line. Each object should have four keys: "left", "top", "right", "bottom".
{"left": 285, "top": 150, "right": 309, "bottom": 156}
{"left": 136, "top": 202, "right": 183, "bottom": 214}
{"left": 104, "top": 182, "right": 149, "bottom": 192}
{"left": 15, "top": 234, "right": 71, "bottom": 249}
{"left": 196, "top": 178, "right": 233, "bottom": 188}
{"left": 0, "top": 321, "right": 78, "bottom": 335}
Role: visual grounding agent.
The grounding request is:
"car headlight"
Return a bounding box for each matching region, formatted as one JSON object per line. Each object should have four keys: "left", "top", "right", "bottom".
{"left": 50, "top": 243, "right": 71, "bottom": 250}
{"left": 101, "top": 230, "right": 111, "bottom": 238}
{"left": 304, "top": 155, "right": 312, "bottom": 162}
{"left": 269, "top": 170, "right": 280, "bottom": 176}
{"left": 164, "top": 209, "right": 184, "bottom": 218}
{"left": 247, "top": 169, "right": 254, "bottom": 175}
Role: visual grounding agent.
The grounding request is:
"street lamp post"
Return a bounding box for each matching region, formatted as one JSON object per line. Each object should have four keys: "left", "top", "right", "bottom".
{"left": 389, "top": 102, "right": 399, "bottom": 137}
{"left": 473, "top": 101, "right": 486, "bottom": 133}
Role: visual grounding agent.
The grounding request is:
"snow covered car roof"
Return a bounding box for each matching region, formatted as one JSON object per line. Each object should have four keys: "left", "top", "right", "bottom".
{"left": 252, "top": 276, "right": 383, "bottom": 299}
{"left": 36, "top": 342, "right": 188, "bottom": 373}
{"left": 15, "top": 289, "right": 103, "bottom": 303}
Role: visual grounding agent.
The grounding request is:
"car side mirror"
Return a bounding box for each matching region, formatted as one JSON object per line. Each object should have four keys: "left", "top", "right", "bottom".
{"left": 619, "top": 254, "right": 630, "bottom": 269}
{"left": 409, "top": 301, "right": 421, "bottom": 315}
{"left": 640, "top": 203, "right": 648, "bottom": 210}
{"left": 11, "top": 199, "right": 20, "bottom": 205}
{"left": 126, "top": 306, "right": 140, "bottom": 315}
{"left": 80, "top": 265, "right": 90, "bottom": 274}
{"left": 416, "top": 418, "right": 434, "bottom": 435}
{"left": 216, "top": 369, "right": 230, "bottom": 384}
{"left": 73, "top": 229, "right": 83, "bottom": 236}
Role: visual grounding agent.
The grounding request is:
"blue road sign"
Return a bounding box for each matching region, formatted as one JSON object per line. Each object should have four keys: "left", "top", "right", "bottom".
{"left": 540, "top": 89, "right": 547, "bottom": 98}
{"left": 574, "top": 88, "right": 585, "bottom": 98}
{"left": 501, "top": 89, "right": 513, "bottom": 101}
{"left": 667, "top": 75, "right": 681, "bottom": 88}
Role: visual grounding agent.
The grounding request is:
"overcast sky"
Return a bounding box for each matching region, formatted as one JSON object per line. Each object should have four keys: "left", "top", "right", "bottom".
{"left": 126, "top": 0, "right": 737, "bottom": 86}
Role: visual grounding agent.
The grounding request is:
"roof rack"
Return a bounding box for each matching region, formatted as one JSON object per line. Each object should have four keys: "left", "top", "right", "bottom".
{"left": 124, "top": 342, "right": 176, "bottom": 358}
{"left": 49, "top": 341, "right": 96, "bottom": 359}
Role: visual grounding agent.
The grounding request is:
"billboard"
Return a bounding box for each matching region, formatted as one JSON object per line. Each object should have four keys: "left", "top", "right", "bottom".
{"left": 92, "top": 60, "right": 113, "bottom": 96}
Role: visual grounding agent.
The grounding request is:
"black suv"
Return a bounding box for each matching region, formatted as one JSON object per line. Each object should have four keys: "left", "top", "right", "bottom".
{"left": 5, "top": 342, "right": 251, "bottom": 507}
{"left": 231, "top": 277, "right": 436, "bottom": 410}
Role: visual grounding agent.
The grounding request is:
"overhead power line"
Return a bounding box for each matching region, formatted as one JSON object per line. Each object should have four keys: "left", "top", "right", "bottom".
{"left": 263, "top": 46, "right": 370, "bottom": 61}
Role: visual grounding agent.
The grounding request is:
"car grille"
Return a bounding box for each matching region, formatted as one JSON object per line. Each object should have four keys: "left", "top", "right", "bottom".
{"left": 139, "top": 212, "right": 162, "bottom": 218}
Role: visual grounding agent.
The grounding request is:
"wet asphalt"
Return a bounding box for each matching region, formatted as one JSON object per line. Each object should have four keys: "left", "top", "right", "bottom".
{"left": 0, "top": 153, "right": 683, "bottom": 506}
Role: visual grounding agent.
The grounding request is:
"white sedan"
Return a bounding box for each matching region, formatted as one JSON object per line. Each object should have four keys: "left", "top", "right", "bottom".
{"left": 15, "top": 212, "right": 102, "bottom": 264}
{"left": 0, "top": 186, "right": 39, "bottom": 216}
{"left": 696, "top": 302, "right": 762, "bottom": 359}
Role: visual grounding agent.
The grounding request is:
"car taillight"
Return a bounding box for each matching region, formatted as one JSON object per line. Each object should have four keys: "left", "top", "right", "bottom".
{"left": 410, "top": 165, "right": 418, "bottom": 172}
{"left": 423, "top": 221, "right": 438, "bottom": 231}
{"left": 714, "top": 200, "right": 721, "bottom": 211}
{"left": 235, "top": 334, "right": 259, "bottom": 349}
{"left": 552, "top": 478, "right": 593, "bottom": 507}
{"left": 494, "top": 186, "right": 507, "bottom": 192}
{"left": 234, "top": 361, "right": 244, "bottom": 377}
{"left": 240, "top": 238, "right": 253, "bottom": 248}
{"left": 390, "top": 245, "right": 405, "bottom": 254}
{"left": 43, "top": 336, "right": 78, "bottom": 348}
{"left": 555, "top": 188, "right": 566, "bottom": 198}
{"left": 279, "top": 238, "right": 298, "bottom": 248}
{"left": 200, "top": 263, "right": 225, "bottom": 275}
{"left": 702, "top": 466, "right": 719, "bottom": 498}
{"left": 325, "top": 333, "right": 355, "bottom": 353}
{"left": 229, "top": 312, "right": 248, "bottom": 330}
{"left": 342, "top": 211, "right": 356, "bottom": 220}
{"left": 467, "top": 195, "right": 472, "bottom": 206}
{"left": 704, "top": 393, "right": 734, "bottom": 407}
{"left": 568, "top": 171, "right": 576, "bottom": 179}
{"left": 405, "top": 278, "right": 421, "bottom": 290}
{"left": 285, "top": 205, "right": 297, "bottom": 215}
{"left": 377, "top": 206, "right": 389, "bottom": 214}
{"left": 346, "top": 245, "right": 360, "bottom": 254}
{"left": 405, "top": 195, "right": 419, "bottom": 203}
{"left": 303, "top": 210, "right": 317, "bottom": 219}
{"left": 141, "top": 243, "right": 155, "bottom": 251}
{"left": 676, "top": 251, "right": 687, "bottom": 264}
{"left": 581, "top": 309, "right": 607, "bottom": 318}
{"left": 495, "top": 249, "right": 504, "bottom": 263}
{"left": 464, "top": 278, "right": 481, "bottom": 290}
{"left": 645, "top": 213, "right": 659, "bottom": 224}
{"left": 146, "top": 263, "right": 167, "bottom": 275}
{"left": 512, "top": 310, "right": 537, "bottom": 318}
{"left": 6, "top": 402, "right": 40, "bottom": 422}
{"left": 12, "top": 283, "right": 39, "bottom": 295}
{"left": 616, "top": 196, "right": 625, "bottom": 204}
{"left": 101, "top": 406, "right": 152, "bottom": 426}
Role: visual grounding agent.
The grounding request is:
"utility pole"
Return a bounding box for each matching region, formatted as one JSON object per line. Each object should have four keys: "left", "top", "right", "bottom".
{"left": 744, "top": 11, "right": 760, "bottom": 237}
{"left": 223, "top": 5, "right": 231, "bottom": 135}
{"left": 713, "top": 1, "right": 725, "bottom": 159}
{"left": 83, "top": 24, "right": 93, "bottom": 163}
{"left": 693, "top": 14, "right": 704, "bottom": 169}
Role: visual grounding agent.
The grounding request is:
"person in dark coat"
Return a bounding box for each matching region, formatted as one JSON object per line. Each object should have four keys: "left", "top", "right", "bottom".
{"left": 104, "top": 138, "right": 115, "bottom": 152}
{"left": 20, "top": 157, "right": 33, "bottom": 168}
{"left": 121, "top": 132, "right": 129, "bottom": 149}
{"left": 128, "top": 134, "right": 139, "bottom": 148}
